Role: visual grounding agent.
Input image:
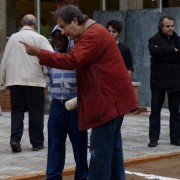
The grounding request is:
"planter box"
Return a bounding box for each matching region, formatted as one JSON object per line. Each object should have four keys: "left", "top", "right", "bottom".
{"left": 0, "top": 88, "right": 49, "bottom": 112}
{"left": 132, "top": 81, "right": 141, "bottom": 102}
{"left": 0, "top": 89, "right": 10, "bottom": 112}
{"left": 0, "top": 83, "right": 143, "bottom": 113}
{"left": 132, "top": 81, "right": 147, "bottom": 114}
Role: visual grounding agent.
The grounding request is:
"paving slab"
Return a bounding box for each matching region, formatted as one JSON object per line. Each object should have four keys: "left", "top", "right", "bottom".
{"left": 0, "top": 108, "right": 180, "bottom": 179}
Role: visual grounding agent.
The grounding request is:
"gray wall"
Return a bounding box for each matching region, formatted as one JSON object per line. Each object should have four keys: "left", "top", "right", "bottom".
{"left": 94, "top": 10, "right": 126, "bottom": 43}
{"left": 93, "top": 7, "right": 180, "bottom": 106}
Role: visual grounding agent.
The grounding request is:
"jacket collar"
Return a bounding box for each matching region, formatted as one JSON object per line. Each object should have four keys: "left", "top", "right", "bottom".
{"left": 74, "top": 19, "right": 96, "bottom": 43}
{"left": 81, "top": 19, "right": 96, "bottom": 34}
{"left": 20, "top": 26, "right": 36, "bottom": 32}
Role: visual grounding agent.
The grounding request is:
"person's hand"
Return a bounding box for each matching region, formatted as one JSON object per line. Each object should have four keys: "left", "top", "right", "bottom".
{"left": 175, "top": 48, "right": 179, "bottom": 53}
{"left": 19, "top": 41, "right": 40, "bottom": 56}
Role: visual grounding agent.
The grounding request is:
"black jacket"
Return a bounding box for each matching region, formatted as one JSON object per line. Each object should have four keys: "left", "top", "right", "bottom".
{"left": 148, "top": 31, "right": 180, "bottom": 90}
{"left": 118, "top": 42, "right": 134, "bottom": 71}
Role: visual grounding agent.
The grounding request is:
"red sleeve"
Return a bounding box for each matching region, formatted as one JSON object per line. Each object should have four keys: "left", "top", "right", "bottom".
{"left": 38, "top": 24, "right": 108, "bottom": 70}
{"left": 38, "top": 49, "right": 76, "bottom": 70}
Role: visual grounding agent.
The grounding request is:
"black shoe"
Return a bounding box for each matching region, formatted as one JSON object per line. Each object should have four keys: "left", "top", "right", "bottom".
{"left": 32, "top": 145, "right": 44, "bottom": 151}
{"left": 148, "top": 141, "right": 158, "bottom": 147}
{"left": 171, "top": 141, "right": 180, "bottom": 146}
{"left": 10, "top": 141, "right": 22, "bottom": 153}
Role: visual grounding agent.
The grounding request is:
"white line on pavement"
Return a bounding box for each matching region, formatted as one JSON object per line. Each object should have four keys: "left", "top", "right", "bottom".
{"left": 126, "top": 171, "right": 179, "bottom": 180}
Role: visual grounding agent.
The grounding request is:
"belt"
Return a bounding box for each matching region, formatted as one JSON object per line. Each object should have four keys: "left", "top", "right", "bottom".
{"left": 52, "top": 98, "right": 70, "bottom": 104}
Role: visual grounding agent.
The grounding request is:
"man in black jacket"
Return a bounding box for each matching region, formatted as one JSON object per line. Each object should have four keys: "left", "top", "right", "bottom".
{"left": 148, "top": 15, "right": 180, "bottom": 147}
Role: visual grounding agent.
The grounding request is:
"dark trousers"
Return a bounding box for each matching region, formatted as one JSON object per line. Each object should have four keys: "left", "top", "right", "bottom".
{"left": 149, "top": 89, "right": 180, "bottom": 142}
{"left": 9, "top": 85, "right": 45, "bottom": 147}
{"left": 46, "top": 100, "right": 88, "bottom": 180}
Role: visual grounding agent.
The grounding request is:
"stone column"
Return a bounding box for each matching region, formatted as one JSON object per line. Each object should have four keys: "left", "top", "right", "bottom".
{"left": 0, "top": 0, "right": 6, "bottom": 60}
{"left": 0, "top": 1, "right": 6, "bottom": 113}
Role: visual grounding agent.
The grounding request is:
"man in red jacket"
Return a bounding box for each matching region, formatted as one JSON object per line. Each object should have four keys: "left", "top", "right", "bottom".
{"left": 20, "top": 5, "right": 137, "bottom": 180}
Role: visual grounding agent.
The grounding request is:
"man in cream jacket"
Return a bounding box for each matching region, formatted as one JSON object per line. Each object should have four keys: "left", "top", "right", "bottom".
{"left": 0, "top": 14, "right": 53, "bottom": 153}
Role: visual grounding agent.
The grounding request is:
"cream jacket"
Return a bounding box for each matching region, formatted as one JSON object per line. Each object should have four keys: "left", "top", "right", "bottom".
{"left": 0, "top": 26, "right": 53, "bottom": 88}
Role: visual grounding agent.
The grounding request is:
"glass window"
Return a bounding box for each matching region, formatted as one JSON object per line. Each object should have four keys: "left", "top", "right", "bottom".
{"left": 78, "top": 0, "right": 100, "bottom": 18}
{"left": 106, "top": 0, "right": 119, "bottom": 10}
{"left": 168, "top": 0, "right": 180, "bottom": 7}
{"left": 40, "top": 0, "right": 56, "bottom": 38}
{"left": 6, "top": 0, "right": 56, "bottom": 38}
{"left": 143, "top": 0, "right": 158, "bottom": 8}
{"left": 143, "top": 0, "right": 180, "bottom": 8}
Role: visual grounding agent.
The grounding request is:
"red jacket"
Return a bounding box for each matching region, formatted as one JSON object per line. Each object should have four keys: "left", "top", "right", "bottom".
{"left": 38, "top": 20, "right": 138, "bottom": 130}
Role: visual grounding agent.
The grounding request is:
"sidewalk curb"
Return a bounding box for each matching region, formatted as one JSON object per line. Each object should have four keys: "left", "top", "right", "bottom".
{"left": 3, "top": 152, "right": 180, "bottom": 180}
{"left": 4, "top": 167, "right": 74, "bottom": 180}
{"left": 125, "top": 151, "right": 180, "bottom": 166}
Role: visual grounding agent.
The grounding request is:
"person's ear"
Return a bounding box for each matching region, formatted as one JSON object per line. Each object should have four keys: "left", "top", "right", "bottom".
{"left": 72, "top": 17, "right": 78, "bottom": 25}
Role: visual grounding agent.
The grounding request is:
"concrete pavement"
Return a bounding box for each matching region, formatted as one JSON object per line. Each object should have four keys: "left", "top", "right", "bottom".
{"left": 0, "top": 107, "right": 180, "bottom": 179}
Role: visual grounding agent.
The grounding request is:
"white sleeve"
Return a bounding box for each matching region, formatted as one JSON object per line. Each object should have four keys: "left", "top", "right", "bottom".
{"left": 40, "top": 37, "right": 54, "bottom": 52}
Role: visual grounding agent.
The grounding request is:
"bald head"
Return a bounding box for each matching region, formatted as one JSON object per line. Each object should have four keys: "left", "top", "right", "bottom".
{"left": 22, "top": 14, "right": 37, "bottom": 29}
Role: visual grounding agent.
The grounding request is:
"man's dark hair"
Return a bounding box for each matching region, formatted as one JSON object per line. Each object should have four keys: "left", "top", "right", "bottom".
{"left": 54, "top": 5, "right": 88, "bottom": 25}
{"left": 106, "top": 20, "right": 123, "bottom": 34}
{"left": 158, "top": 15, "right": 175, "bottom": 32}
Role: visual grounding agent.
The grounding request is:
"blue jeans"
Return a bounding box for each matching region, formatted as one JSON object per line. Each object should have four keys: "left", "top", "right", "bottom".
{"left": 46, "top": 100, "right": 88, "bottom": 180}
{"left": 89, "top": 115, "right": 125, "bottom": 180}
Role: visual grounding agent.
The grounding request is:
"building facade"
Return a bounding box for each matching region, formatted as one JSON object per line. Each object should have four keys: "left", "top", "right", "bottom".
{"left": 1, "top": 0, "right": 180, "bottom": 56}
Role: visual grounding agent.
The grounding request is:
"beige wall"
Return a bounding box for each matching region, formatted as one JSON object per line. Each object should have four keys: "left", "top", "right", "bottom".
{"left": 120, "top": 0, "right": 143, "bottom": 10}
{"left": 0, "top": 0, "right": 6, "bottom": 60}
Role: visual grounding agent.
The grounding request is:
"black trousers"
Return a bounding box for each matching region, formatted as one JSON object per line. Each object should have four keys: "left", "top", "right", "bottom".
{"left": 149, "top": 89, "right": 180, "bottom": 142}
{"left": 9, "top": 85, "right": 45, "bottom": 147}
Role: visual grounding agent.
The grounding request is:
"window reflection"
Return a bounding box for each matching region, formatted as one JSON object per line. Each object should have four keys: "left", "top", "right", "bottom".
{"left": 5, "top": 0, "right": 180, "bottom": 38}
{"left": 6, "top": 0, "right": 56, "bottom": 38}
{"left": 106, "top": 0, "right": 119, "bottom": 10}
{"left": 143, "top": 0, "right": 180, "bottom": 8}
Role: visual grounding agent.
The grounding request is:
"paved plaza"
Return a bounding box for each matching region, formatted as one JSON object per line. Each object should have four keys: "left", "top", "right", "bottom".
{"left": 0, "top": 108, "right": 180, "bottom": 179}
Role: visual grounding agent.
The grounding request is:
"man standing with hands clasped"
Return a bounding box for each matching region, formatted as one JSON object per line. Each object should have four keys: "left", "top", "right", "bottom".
{"left": 148, "top": 15, "right": 180, "bottom": 147}
{"left": 20, "top": 5, "right": 138, "bottom": 180}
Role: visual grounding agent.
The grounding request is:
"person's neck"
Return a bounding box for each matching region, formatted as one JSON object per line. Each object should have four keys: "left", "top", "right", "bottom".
{"left": 74, "top": 25, "right": 84, "bottom": 42}
{"left": 22, "top": 25, "right": 36, "bottom": 32}
{"left": 75, "top": 19, "right": 95, "bottom": 42}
